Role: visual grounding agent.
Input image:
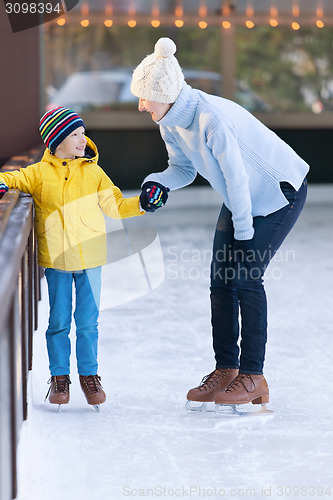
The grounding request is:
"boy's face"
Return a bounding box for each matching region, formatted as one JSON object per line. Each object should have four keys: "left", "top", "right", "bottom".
{"left": 55, "top": 126, "right": 87, "bottom": 160}
{"left": 138, "top": 99, "right": 172, "bottom": 122}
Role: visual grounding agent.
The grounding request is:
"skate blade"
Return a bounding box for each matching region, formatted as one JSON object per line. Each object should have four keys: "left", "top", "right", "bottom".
{"left": 186, "top": 400, "right": 215, "bottom": 412}
{"left": 215, "top": 403, "right": 274, "bottom": 417}
{"left": 93, "top": 404, "right": 101, "bottom": 412}
{"left": 45, "top": 403, "right": 64, "bottom": 413}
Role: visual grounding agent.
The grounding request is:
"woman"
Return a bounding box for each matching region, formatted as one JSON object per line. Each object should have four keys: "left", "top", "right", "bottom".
{"left": 132, "top": 38, "right": 309, "bottom": 409}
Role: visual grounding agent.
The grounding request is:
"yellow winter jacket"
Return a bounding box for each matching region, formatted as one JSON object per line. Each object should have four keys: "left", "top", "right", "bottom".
{"left": 0, "top": 137, "right": 144, "bottom": 271}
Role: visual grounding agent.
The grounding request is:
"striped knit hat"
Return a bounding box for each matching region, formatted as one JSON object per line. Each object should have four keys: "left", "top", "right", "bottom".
{"left": 39, "top": 107, "right": 85, "bottom": 153}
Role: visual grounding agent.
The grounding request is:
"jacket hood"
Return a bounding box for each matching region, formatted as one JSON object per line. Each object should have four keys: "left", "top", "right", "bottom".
{"left": 41, "top": 136, "right": 99, "bottom": 167}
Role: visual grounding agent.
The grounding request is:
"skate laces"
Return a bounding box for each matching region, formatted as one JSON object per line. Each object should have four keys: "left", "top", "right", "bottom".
{"left": 199, "top": 369, "right": 227, "bottom": 391}
{"left": 45, "top": 375, "right": 71, "bottom": 400}
{"left": 81, "top": 375, "right": 103, "bottom": 394}
{"left": 226, "top": 374, "right": 254, "bottom": 393}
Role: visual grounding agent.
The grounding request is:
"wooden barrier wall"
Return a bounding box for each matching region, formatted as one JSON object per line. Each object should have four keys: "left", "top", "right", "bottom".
{"left": 0, "top": 149, "right": 41, "bottom": 500}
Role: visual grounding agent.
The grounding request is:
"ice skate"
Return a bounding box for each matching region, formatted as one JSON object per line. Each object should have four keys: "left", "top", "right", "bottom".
{"left": 79, "top": 374, "right": 106, "bottom": 409}
{"left": 45, "top": 375, "right": 71, "bottom": 409}
{"left": 215, "top": 374, "right": 273, "bottom": 417}
{"left": 186, "top": 368, "right": 238, "bottom": 412}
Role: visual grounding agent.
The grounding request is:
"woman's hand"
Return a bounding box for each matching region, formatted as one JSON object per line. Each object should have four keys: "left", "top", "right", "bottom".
{"left": 232, "top": 239, "right": 258, "bottom": 276}
{"left": 140, "top": 181, "right": 169, "bottom": 212}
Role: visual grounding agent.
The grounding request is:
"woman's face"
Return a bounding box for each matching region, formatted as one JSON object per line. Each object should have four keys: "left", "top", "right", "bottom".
{"left": 138, "top": 99, "right": 172, "bottom": 122}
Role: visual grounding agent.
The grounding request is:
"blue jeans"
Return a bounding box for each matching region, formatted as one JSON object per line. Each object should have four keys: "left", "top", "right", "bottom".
{"left": 45, "top": 267, "right": 101, "bottom": 376}
{"left": 210, "top": 179, "right": 307, "bottom": 374}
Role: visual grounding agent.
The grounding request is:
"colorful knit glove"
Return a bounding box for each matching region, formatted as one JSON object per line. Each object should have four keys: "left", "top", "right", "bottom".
{"left": 0, "top": 182, "right": 8, "bottom": 199}
{"left": 140, "top": 182, "right": 169, "bottom": 212}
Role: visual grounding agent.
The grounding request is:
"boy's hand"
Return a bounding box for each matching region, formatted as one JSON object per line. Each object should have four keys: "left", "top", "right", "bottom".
{"left": 140, "top": 182, "right": 169, "bottom": 212}
{"left": 0, "top": 182, "right": 8, "bottom": 199}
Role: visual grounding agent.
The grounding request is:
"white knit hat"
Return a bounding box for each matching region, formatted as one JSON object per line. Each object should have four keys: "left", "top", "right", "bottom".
{"left": 130, "top": 38, "right": 184, "bottom": 104}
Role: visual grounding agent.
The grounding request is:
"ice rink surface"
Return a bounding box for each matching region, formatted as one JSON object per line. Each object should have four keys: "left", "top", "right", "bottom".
{"left": 16, "top": 186, "right": 333, "bottom": 500}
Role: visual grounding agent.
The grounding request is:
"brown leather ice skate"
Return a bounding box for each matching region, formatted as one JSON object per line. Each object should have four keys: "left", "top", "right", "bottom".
{"left": 46, "top": 375, "right": 71, "bottom": 405}
{"left": 79, "top": 375, "right": 106, "bottom": 406}
{"left": 186, "top": 368, "right": 239, "bottom": 410}
{"left": 215, "top": 373, "right": 269, "bottom": 405}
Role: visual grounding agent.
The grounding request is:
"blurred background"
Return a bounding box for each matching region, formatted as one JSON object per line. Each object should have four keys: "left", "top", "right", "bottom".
{"left": 1, "top": 0, "right": 333, "bottom": 187}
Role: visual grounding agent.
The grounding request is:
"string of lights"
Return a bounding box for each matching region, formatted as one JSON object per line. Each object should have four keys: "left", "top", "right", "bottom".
{"left": 53, "top": 1, "right": 330, "bottom": 30}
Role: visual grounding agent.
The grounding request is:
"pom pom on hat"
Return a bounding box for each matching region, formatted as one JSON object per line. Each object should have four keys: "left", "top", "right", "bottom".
{"left": 154, "top": 38, "right": 176, "bottom": 58}
{"left": 39, "top": 106, "right": 85, "bottom": 153}
{"left": 130, "top": 37, "right": 184, "bottom": 104}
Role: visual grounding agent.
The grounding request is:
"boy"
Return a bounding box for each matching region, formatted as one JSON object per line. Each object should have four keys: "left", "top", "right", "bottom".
{"left": 0, "top": 106, "right": 162, "bottom": 409}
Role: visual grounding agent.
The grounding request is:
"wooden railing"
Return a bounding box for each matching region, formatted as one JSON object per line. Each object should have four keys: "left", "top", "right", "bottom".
{"left": 0, "top": 148, "right": 42, "bottom": 500}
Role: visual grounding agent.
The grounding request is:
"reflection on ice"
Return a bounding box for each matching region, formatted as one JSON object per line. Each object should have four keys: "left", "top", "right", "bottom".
{"left": 215, "top": 403, "right": 274, "bottom": 418}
